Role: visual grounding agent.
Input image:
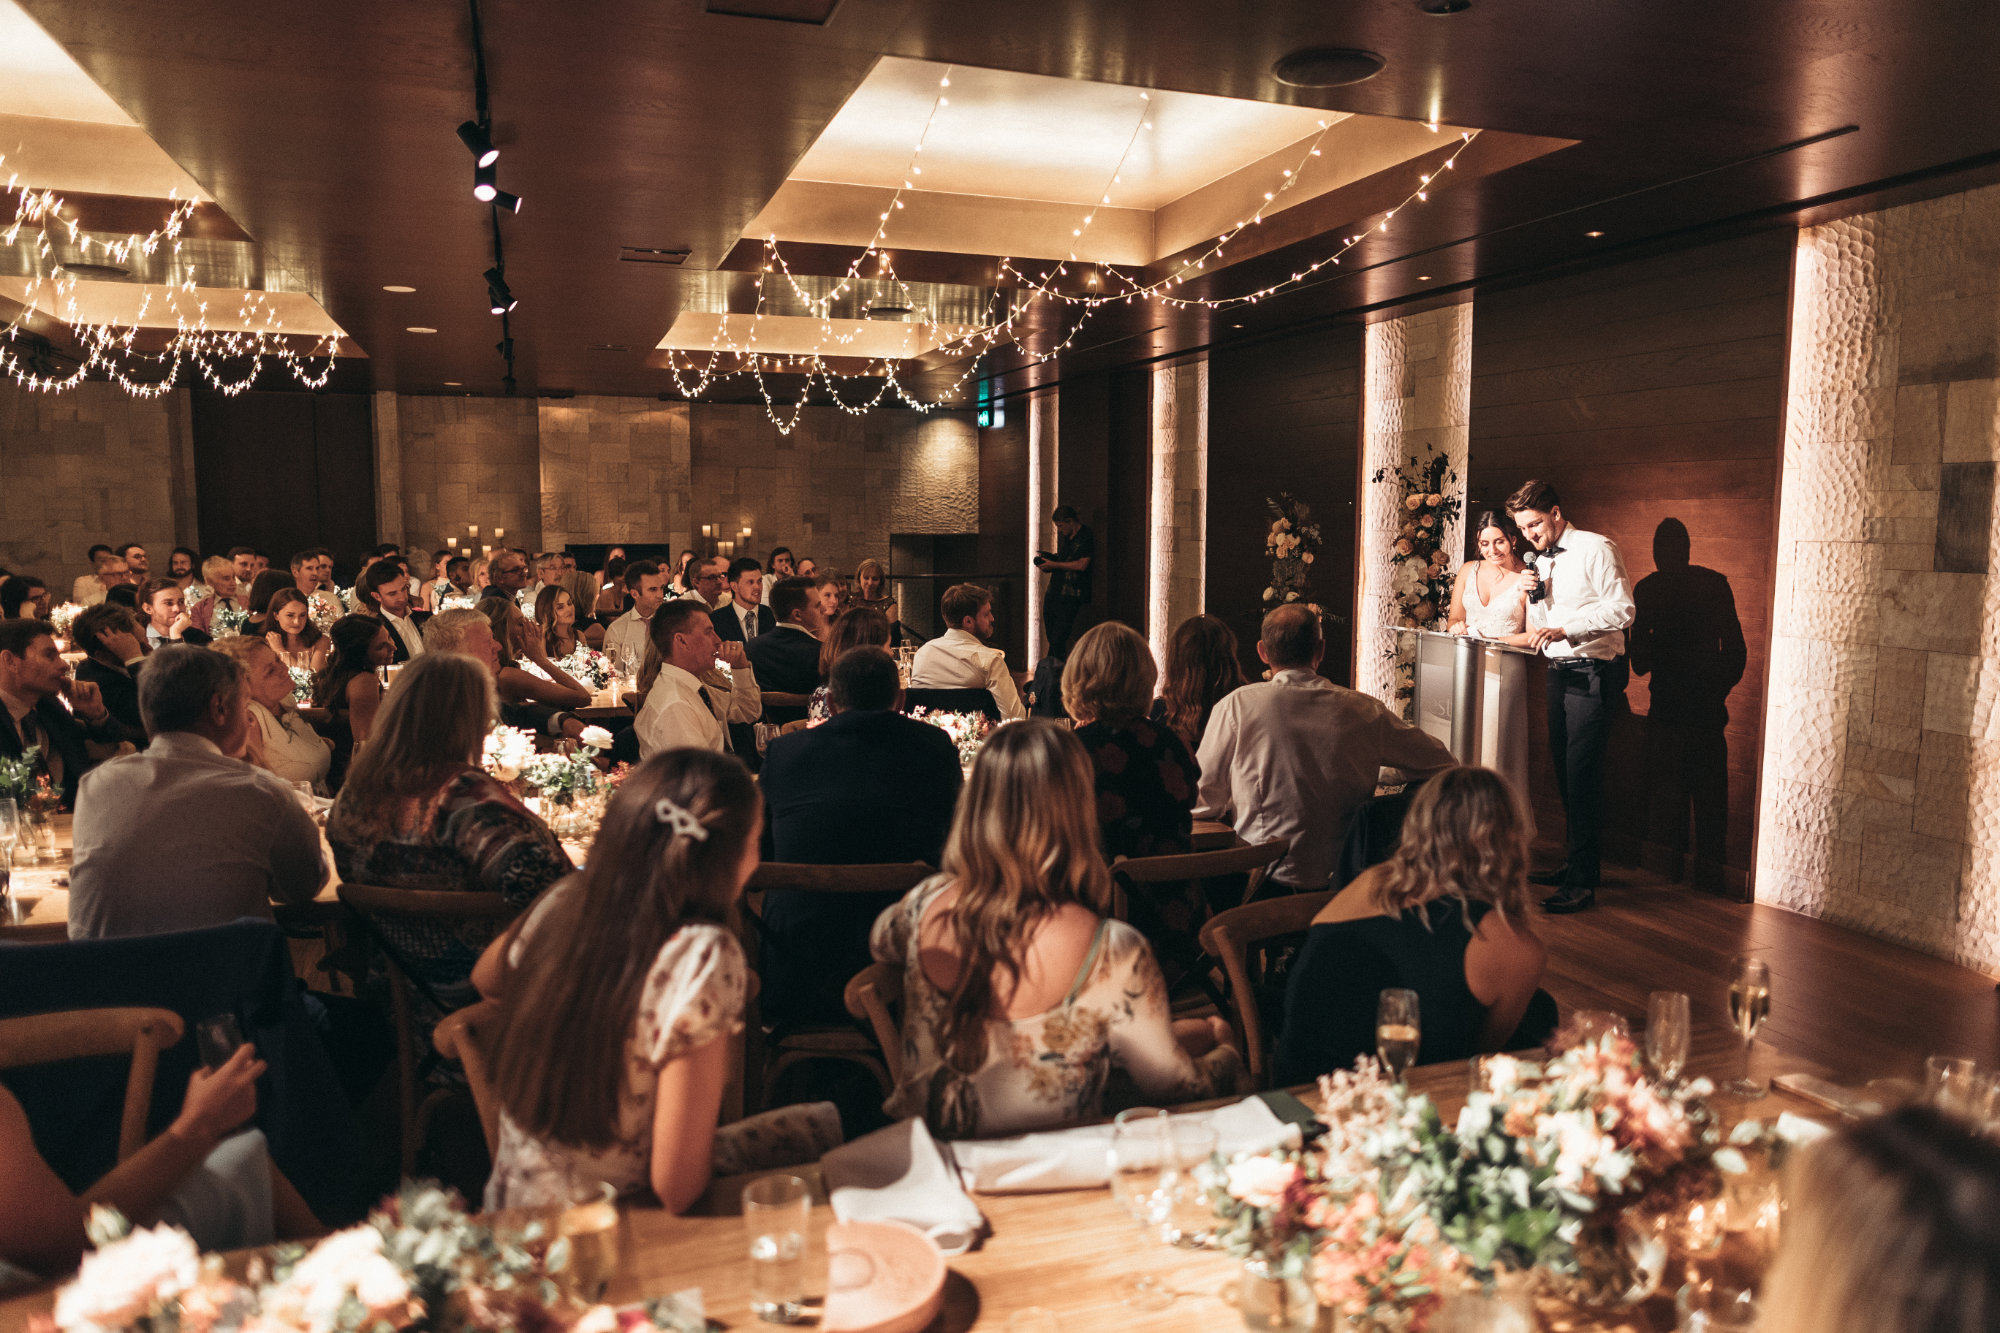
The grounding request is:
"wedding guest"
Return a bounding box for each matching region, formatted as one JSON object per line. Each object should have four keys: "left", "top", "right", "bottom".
{"left": 140, "top": 578, "right": 193, "bottom": 649}
{"left": 602, "top": 560, "right": 667, "bottom": 667}
{"left": 70, "top": 603, "right": 149, "bottom": 744}
{"left": 328, "top": 652, "right": 571, "bottom": 1020}
{"left": 314, "top": 614, "right": 392, "bottom": 750}
{"left": 809, "top": 572, "right": 841, "bottom": 622}
{"left": 479, "top": 597, "right": 591, "bottom": 715}
{"left": 758, "top": 647, "right": 961, "bottom": 1027}
{"left": 265, "top": 588, "right": 331, "bottom": 674}
{"left": 1273, "top": 767, "right": 1556, "bottom": 1085}
{"left": 354, "top": 560, "right": 425, "bottom": 663}
{"left": 760, "top": 547, "right": 796, "bottom": 607}
{"left": 477, "top": 749, "right": 839, "bottom": 1213}
{"left": 1151, "top": 613, "right": 1248, "bottom": 753}
{"left": 1507, "top": 478, "right": 1636, "bottom": 913}
{"left": 71, "top": 545, "right": 114, "bottom": 605}
{"left": 909, "top": 583, "right": 1026, "bottom": 721}
{"left": 1447, "top": 510, "right": 1536, "bottom": 645}
{"left": 243, "top": 569, "right": 293, "bottom": 638}
{"left": 808, "top": 606, "right": 891, "bottom": 721}
{"left": 188, "top": 556, "right": 244, "bottom": 635}
{"left": 634, "top": 600, "right": 760, "bottom": 758}
{"left": 69, "top": 646, "right": 326, "bottom": 939}
{"left": 0, "top": 619, "right": 122, "bottom": 807}
{"left": 684, "top": 555, "right": 728, "bottom": 610}
{"left": 421, "top": 606, "right": 501, "bottom": 668}
{"left": 228, "top": 546, "right": 258, "bottom": 588}
{"left": 1760, "top": 1104, "right": 2000, "bottom": 1333}
{"left": 747, "top": 576, "right": 828, "bottom": 721}
{"left": 211, "top": 635, "right": 334, "bottom": 793}
{"left": 592, "top": 555, "right": 630, "bottom": 623}
{"left": 436, "top": 555, "right": 477, "bottom": 609}
{"left": 470, "top": 556, "right": 490, "bottom": 591}
{"left": 1195, "top": 605, "right": 1454, "bottom": 893}
{"left": 79, "top": 552, "right": 131, "bottom": 608}
{"left": 249, "top": 551, "right": 272, "bottom": 580}
{"left": 288, "top": 549, "right": 341, "bottom": 628}
{"left": 167, "top": 547, "right": 198, "bottom": 587}
{"left": 481, "top": 548, "right": 531, "bottom": 606}
{"left": 1034, "top": 504, "right": 1094, "bottom": 658}
{"left": 104, "top": 585, "right": 139, "bottom": 614}
{"left": 535, "top": 585, "right": 583, "bottom": 659}
{"left": 1064, "top": 622, "right": 1198, "bottom": 861}
{"left": 667, "top": 549, "right": 698, "bottom": 596}
{"left": 0, "top": 576, "right": 48, "bottom": 622}
{"left": 529, "top": 552, "right": 565, "bottom": 605}
{"left": 871, "top": 719, "right": 1242, "bottom": 1138}
{"left": 417, "top": 548, "right": 452, "bottom": 610}
{"left": 118, "top": 543, "right": 150, "bottom": 583}
{"left": 714, "top": 558, "right": 774, "bottom": 646}
{"left": 853, "top": 558, "right": 901, "bottom": 647}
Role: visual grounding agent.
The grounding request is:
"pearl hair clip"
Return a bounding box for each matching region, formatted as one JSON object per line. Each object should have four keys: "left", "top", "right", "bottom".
{"left": 654, "top": 796, "right": 709, "bottom": 842}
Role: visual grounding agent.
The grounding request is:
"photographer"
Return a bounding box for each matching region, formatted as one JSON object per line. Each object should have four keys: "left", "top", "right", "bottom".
{"left": 1034, "top": 504, "right": 1094, "bottom": 658}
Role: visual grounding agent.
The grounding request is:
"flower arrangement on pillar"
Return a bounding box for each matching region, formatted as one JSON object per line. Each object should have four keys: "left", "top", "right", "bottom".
{"left": 1370, "top": 451, "right": 1463, "bottom": 712}
{"left": 1261, "top": 493, "right": 1324, "bottom": 613}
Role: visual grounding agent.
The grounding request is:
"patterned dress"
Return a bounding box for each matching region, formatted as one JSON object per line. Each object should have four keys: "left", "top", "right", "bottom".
{"left": 1075, "top": 717, "right": 1199, "bottom": 860}
{"left": 870, "top": 877, "right": 1245, "bottom": 1139}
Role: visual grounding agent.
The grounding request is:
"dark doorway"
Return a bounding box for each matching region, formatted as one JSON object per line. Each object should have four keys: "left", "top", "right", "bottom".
{"left": 192, "top": 391, "right": 376, "bottom": 579}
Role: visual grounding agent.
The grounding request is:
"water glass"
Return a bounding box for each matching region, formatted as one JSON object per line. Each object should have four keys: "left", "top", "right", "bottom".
{"left": 1159, "top": 1121, "right": 1219, "bottom": 1248}
{"left": 1377, "top": 988, "right": 1421, "bottom": 1081}
{"left": 743, "top": 1174, "right": 810, "bottom": 1323}
{"left": 0, "top": 798, "right": 17, "bottom": 869}
{"left": 1675, "top": 1278, "right": 1757, "bottom": 1331}
{"left": 1108, "top": 1107, "right": 1169, "bottom": 1225}
{"left": 26, "top": 813, "right": 56, "bottom": 863}
{"left": 1646, "top": 991, "right": 1691, "bottom": 1084}
{"left": 556, "top": 1181, "right": 623, "bottom": 1305}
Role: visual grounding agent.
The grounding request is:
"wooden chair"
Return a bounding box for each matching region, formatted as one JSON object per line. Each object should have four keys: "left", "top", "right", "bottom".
{"left": 0, "top": 1008, "right": 184, "bottom": 1161}
{"left": 842, "top": 963, "right": 905, "bottom": 1085}
{"left": 431, "top": 998, "right": 504, "bottom": 1157}
{"left": 1110, "top": 838, "right": 1291, "bottom": 916}
{"left": 760, "top": 691, "right": 813, "bottom": 712}
{"left": 336, "top": 883, "right": 522, "bottom": 1174}
{"left": 739, "top": 861, "right": 934, "bottom": 1109}
{"left": 1110, "top": 839, "right": 1289, "bottom": 1010}
{"left": 1197, "top": 890, "right": 1334, "bottom": 1087}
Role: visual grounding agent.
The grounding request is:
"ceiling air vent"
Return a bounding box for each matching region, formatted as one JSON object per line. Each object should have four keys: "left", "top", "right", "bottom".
{"left": 588, "top": 343, "right": 631, "bottom": 352}
{"left": 60, "top": 262, "right": 133, "bottom": 280}
{"left": 617, "top": 246, "right": 692, "bottom": 266}
{"left": 865, "top": 303, "right": 913, "bottom": 321}
{"left": 703, "top": 0, "right": 841, "bottom": 24}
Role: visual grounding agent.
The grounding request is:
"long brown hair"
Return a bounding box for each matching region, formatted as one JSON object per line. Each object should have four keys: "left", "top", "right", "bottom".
{"left": 1373, "top": 766, "right": 1534, "bottom": 925}
{"left": 533, "top": 584, "right": 573, "bottom": 657}
{"left": 1157, "top": 614, "right": 1247, "bottom": 750}
{"left": 492, "top": 750, "right": 760, "bottom": 1150}
{"left": 329, "top": 651, "right": 493, "bottom": 819}
{"left": 935, "top": 719, "right": 1111, "bottom": 1072}
{"left": 265, "top": 587, "right": 323, "bottom": 649}
{"left": 818, "top": 605, "right": 890, "bottom": 677}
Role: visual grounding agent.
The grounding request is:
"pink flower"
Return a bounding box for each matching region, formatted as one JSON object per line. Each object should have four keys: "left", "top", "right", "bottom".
{"left": 1405, "top": 495, "right": 1423, "bottom": 510}
{"left": 1226, "top": 1155, "right": 1301, "bottom": 1209}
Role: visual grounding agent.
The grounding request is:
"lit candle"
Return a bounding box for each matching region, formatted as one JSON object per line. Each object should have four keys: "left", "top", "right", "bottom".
{"left": 482, "top": 544, "right": 492, "bottom": 556}
{"left": 740, "top": 526, "right": 752, "bottom": 539}
{"left": 447, "top": 536, "right": 458, "bottom": 549}
{"left": 469, "top": 525, "right": 479, "bottom": 538}
{"left": 702, "top": 524, "right": 713, "bottom": 538}
{"left": 494, "top": 527, "right": 505, "bottom": 540}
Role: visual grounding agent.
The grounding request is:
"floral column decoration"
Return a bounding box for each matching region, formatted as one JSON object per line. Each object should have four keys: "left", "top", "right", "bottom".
{"left": 1371, "top": 450, "right": 1463, "bottom": 708}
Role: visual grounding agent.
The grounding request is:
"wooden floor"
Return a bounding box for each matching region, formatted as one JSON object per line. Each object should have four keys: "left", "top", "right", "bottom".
{"left": 1534, "top": 863, "right": 2000, "bottom": 1086}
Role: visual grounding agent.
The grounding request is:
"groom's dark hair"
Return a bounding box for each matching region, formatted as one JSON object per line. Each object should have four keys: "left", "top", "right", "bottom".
{"left": 1504, "top": 478, "right": 1561, "bottom": 515}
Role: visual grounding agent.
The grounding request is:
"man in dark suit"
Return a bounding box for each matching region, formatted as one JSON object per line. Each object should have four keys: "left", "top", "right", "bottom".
{"left": 756, "top": 646, "right": 962, "bottom": 1027}
{"left": 0, "top": 619, "right": 126, "bottom": 808}
{"left": 354, "top": 559, "right": 426, "bottom": 663}
{"left": 747, "top": 577, "right": 829, "bottom": 723}
{"left": 712, "top": 557, "right": 774, "bottom": 646}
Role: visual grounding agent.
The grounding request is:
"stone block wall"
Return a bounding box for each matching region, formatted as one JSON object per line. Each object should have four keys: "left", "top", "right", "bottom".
{"left": 539, "top": 397, "right": 692, "bottom": 554}
{"left": 1759, "top": 182, "right": 2000, "bottom": 972}
{"left": 395, "top": 394, "right": 544, "bottom": 555}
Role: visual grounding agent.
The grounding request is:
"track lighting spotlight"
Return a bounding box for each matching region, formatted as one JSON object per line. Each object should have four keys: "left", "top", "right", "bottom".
{"left": 485, "top": 266, "right": 516, "bottom": 314}
{"left": 491, "top": 189, "right": 523, "bottom": 214}
{"left": 473, "top": 163, "right": 497, "bottom": 202}
{"left": 456, "top": 119, "right": 499, "bottom": 167}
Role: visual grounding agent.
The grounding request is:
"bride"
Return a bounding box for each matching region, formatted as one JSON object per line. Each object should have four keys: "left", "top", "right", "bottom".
{"left": 1446, "top": 511, "right": 1535, "bottom": 831}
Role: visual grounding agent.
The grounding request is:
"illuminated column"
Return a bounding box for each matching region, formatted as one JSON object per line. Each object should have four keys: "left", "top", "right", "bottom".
{"left": 1357, "top": 301, "right": 1472, "bottom": 710}
{"left": 1026, "top": 387, "right": 1059, "bottom": 665}
{"left": 1147, "top": 355, "right": 1209, "bottom": 667}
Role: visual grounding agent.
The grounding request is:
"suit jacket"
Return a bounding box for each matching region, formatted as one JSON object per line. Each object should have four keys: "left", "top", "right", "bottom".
{"left": 746, "top": 625, "right": 823, "bottom": 718}
{"left": 712, "top": 602, "right": 774, "bottom": 646}
{"left": 755, "top": 709, "right": 963, "bottom": 1026}
{"left": 74, "top": 657, "right": 148, "bottom": 745}
{"left": 0, "top": 695, "right": 127, "bottom": 808}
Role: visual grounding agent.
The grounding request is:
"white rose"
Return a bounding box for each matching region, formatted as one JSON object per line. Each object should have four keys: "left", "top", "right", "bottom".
{"left": 55, "top": 1224, "right": 201, "bottom": 1330}
{"left": 1225, "top": 1155, "right": 1300, "bottom": 1210}
{"left": 578, "top": 725, "right": 615, "bottom": 750}
{"left": 1263, "top": 587, "right": 1276, "bottom": 602}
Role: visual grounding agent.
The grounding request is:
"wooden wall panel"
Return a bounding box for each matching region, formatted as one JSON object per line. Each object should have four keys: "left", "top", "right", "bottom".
{"left": 976, "top": 413, "right": 1029, "bottom": 668}
{"left": 1467, "top": 230, "right": 1792, "bottom": 889}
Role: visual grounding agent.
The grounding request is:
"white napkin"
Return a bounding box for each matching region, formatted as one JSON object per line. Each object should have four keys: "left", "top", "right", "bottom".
{"left": 951, "top": 1096, "right": 1301, "bottom": 1194}
{"left": 820, "top": 1118, "right": 986, "bottom": 1256}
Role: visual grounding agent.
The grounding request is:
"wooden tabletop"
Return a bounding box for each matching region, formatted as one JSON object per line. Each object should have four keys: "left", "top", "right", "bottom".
{"left": 1189, "top": 820, "right": 1239, "bottom": 852}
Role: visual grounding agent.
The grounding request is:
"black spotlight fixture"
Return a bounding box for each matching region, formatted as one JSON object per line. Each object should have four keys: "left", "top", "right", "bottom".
{"left": 1271, "top": 47, "right": 1386, "bottom": 87}
{"left": 485, "top": 266, "right": 516, "bottom": 314}
{"left": 456, "top": 119, "right": 499, "bottom": 167}
{"left": 1418, "top": 0, "right": 1471, "bottom": 11}
{"left": 473, "top": 163, "right": 497, "bottom": 202}
{"left": 491, "top": 188, "right": 523, "bottom": 215}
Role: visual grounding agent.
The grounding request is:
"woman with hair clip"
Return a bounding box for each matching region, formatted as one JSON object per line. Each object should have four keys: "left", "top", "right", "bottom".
{"left": 1273, "top": 766, "right": 1556, "bottom": 1086}
{"left": 871, "top": 718, "right": 1243, "bottom": 1139}
{"left": 475, "top": 750, "right": 839, "bottom": 1213}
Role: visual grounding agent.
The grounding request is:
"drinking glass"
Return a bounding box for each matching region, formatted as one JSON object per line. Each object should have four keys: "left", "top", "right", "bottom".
{"left": 1724, "top": 956, "right": 1771, "bottom": 1098}
{"left": 1377, "top": 988, "right": 1421, "bottom": 1082}
{"left": 1107, "top": 1108, "right": 1174, "bottom": 1309}
{"left": 1158, "top": 1121, "right": 1219, "bottom": 1249}
{"left": 27, "top": 814, "right": 56, "bottom": 863}
{"left": 1924, "top": 1054, "right": 1981, "bottom": 1116}
{"left": 1675, "top": 1278, "right": 1757, "bottom": 1332}
{"left": 1646, "top": 990, "right": 1691, "bottom": 1084}
{"left": 0, "top": 799, "right": 17, "bottom": 870}
{"left": 742, "top": 1174, "right": 810, "bottom": 1324}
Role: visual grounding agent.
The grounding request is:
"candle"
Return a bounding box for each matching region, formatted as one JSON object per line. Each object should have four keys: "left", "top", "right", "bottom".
{"left": 447, "top": 536, "right": 458, "bottom": 549}
{"left": 469, "top": 525, "right": 479, "bottom": 538}
{"left": 740, "top": 526, "right": 752, "bottom": 538}
{"left": 494, "top": 527, "right": 505, "bottom": 540}
{"left": 482, "top": 544, "right": 492, "bottom": 556}
{"left": 702, "top": 524, "right": 713, "bottom": 538}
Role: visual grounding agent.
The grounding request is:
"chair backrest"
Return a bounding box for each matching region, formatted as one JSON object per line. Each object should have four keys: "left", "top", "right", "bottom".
{"left": 432, "top": 998, "right": 503, "bottom": 1155}
{"left": 760, "top": 691, "right": 813, "bottom": 710}
{"left": 336, "top": 883, "right": 520, "bottom": 922}
{"left": 1333, "top": 780, "right": 1429, "bottom": 890}
{"left": 1111, "top": 837, "right": 1289, "bottom": 913}
{"left": 900, "top": 687, "right": 1000, "bottom": 721}
{"left": 1197, "top": 890, "right": 1333, "bottom": 1086}
{"left": 842, "top": 963, "right": 904, "bottom": 1084}
{"left": 0, "top": 1008, "right": 185, "bottom": 1161}
{"left": 738, "top": 862, "right": 934, "bottom": 970}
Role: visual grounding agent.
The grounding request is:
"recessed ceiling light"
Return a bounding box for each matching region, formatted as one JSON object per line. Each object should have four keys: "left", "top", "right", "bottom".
{"left": 443, "top": 380, "right": 462, "bottom": 386}
{"left": 1230, "top": 323, "right": 1245, "bottom": 329}
{"left": 1418, "top": 0, "right": 1471, "bottom": 12}
{"left": 406, "top": 326, "right": 437, "bottom": 334}
{"left": 1417, "top": 274, "right": 1433, "bottom": 281}
{"left": 382, "top": 284, "right": 416, "bottom": 293}
{"left": 1586, "top": 230, "right": 1605, "bottom": 238}
{"left": 1272, "top": 47, "right": 1386, "bottom": 88}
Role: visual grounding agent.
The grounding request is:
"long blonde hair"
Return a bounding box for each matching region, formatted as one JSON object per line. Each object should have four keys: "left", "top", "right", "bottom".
{"left": 332, "top": 652, "right": 494, "bottom": 818}
{"left": 1373, "top": 767, "right": 1534, "bottom": 924}
{"left": 936, "top": 719, "right": 1111, "bottom": 1071}
{"left": 1061, "top": 622, "right": 1156, "bottom": 725}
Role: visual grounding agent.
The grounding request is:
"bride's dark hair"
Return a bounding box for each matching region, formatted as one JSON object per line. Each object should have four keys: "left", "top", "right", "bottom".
{"left": 1472, "top": 509, "right": 1522, "bottom": 557}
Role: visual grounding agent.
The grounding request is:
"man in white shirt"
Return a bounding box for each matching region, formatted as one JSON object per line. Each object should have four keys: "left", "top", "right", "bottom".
{"left": 1195, "top": 604, "right": 1454, "bottom": 893}
{"left": 634, "top": 600, "right": 761, "bottom": 757}
{"left": 71, "top": 544, "right": 114, "bottom": 605}
{"left": 602, "top": 560, "right": 669, "bottom": 667}
{"left": 908, "top": 583, "right": 1026, "bottom": 721}
{"left": 68, "top": 645, "right": 325, "bottom": 939}
{"left": 1509, "top": 478, "right": 1637, "bottom": 914}
{"left": 356, "top": 560, "right": 426, "bottom": 662}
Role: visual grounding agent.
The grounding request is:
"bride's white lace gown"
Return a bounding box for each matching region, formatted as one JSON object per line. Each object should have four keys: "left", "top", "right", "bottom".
{"left": 1461, "top": 564, "right": 1535, "bottom": 832}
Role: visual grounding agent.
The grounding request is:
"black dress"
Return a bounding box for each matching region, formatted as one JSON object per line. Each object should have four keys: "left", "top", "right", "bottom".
{"left": 1075, "top": 716, "right": 1198, "bottom": 861}
{"left": 1272, "top": 895, "right": 1557, "bottom": 1087}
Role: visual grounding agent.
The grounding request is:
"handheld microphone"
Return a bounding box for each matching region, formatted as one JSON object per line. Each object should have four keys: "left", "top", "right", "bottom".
{"left": 1523, "top": 549, "right": 1546, "bottom": 604}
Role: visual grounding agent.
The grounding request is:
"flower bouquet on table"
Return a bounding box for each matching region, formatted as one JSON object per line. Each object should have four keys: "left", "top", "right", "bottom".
{"left": 483, "top": 725, "right": 540, "bottom": 784}
{"left": 556, "top": 646, "right": 611, "bottom": 692}
{"left": 0, "top": 747, "right": 41, "bottom": 806}
{"left": 48, "top": 603, "right": 83, "bottom": 641}
{"left": 906, "top": 707, "right": 997, "bottom": 770}
{"left": 211, "top": 606, "right": 250, "bottom": 639}
{"left": 288, "top": 666, "right": 316, "bottom": 707}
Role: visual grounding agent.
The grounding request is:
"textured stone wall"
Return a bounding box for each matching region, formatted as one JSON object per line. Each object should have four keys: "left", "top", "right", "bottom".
{"left": 1760, "top": 184, "right": 2000, "bottom": 972}
{"left": 395, "top": 394, "right": 544, "bottom": 554}
{"left": 1148, "top": 356, "right": 1208, "bottom": 665}
{"left": 1357, "top": 302, "right": 1473, "bottom": 708}
{"left": 539, "top": 397, "right": 692, "bottom": 554}
{"left": 1026, "top": 389, "right": 1059, "bottom": 664}
{"left": 0, "top": 380, "right": 194, "bottom": 584}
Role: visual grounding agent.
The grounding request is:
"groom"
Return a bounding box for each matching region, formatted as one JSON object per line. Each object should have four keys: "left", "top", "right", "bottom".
{"left": 1506, "top": 479, "right": 1635, "bottom": 914}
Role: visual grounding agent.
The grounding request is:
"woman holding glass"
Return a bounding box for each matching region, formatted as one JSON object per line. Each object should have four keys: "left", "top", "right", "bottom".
{"left": 265, "top": 588, "right": 331, "bottom": 674}
{"left": 1273, "top": 766, "right": 1557, "bottom": 1086}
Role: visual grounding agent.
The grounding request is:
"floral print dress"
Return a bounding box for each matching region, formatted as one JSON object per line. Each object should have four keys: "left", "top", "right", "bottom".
{"left": 870, "top": 876, "right": 1246, "bottom": 1140}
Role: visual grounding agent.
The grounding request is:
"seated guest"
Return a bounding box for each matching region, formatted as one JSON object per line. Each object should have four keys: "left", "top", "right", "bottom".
{"left": 71, "top": 544, "right": 113, "bottom": 605}
{"left": 758, "top": 647, "right": 962, "bottom": 1027}
{"left": 759, "top": 547, "right": 795, "bottom": 608}
{"left": 591, "top": 555, "right": 630, "bottom": 622}
{"left": 265, "top": 587, "right": 330, "bottom": 673}
{"left": 1064, "top": 622, "right": 1198, "bottom": 861}
{"left": 228, "top": 545, "right": 258, "bottom": 589}
{"left": 188, "top": 556, "right": 245, "bottom": 634}
{"left": 601, "top": 560, "right": 667, "bottom": 668}
{"left": 1151, "top": 613, "right": 1248, "bottom": 753}
{"left": 681, "top": 555, "right": 727, "bottom": 610}
{"left": 314, "top": 614, "right": 392, "bottom": 749}
{"left": 69, "top": 646, "right": 326, "bottom": 939}
{"left": 167, "top": 546, "right": 199, "bottom": 587}
{"left": 79, "top": 551, "right": 131, "bottom": 608}
{"left": 667, "top": 550, "right": 696, "bottom": 596}
{"left": 118, "top": 543, "right": 150, "bottom": 583}
{"left": 635, "top": 600, "right": 761, "bottom": 758}
{"left": 353, "top": 559, "right": 425, "bottom": 662}
{"left": 1195, "top": 605, "right": 1454, "bottom": 892}
{"left": 910, "top": 583, "right": 1027, "bottom": 721}
{"left": 871, "top": 719, "right": 1242, "bottom": 1139}
{"left": 808, "top": 606, "right": 891, "bottom": 721}
{"left": 327, "top": 653, "right": 571, "bottom": 1015}
{"left": 104, "top": 584, "right": 140, "bottom": 614}
{"left": 477, "top": 751, "right": 840, "bottom": 1213}
{"left": 70, "top": 603, "right": 150, "bottom": 744}
{"left": 243, "top": 569, "right": 294, "bottom": 639}
{"left": 0, "top": 619, "right": 123, "bottom": 807}
{"left": 479, "top": 597, "right": 590, "bottom": 711}
{"left": 212, "top": 636, "right": 334, "bottom": 793}
{"left": 422, "top": 605, "right": 502, "bottom": 667}
{"left": 746, "top": 576, "right": 829, "bottom": 721}
{"left": 0, "top": 576, "right": 49, "bottom": 621}
{"left": 416, "top": 548, "right": 450, "bottom": 611}
{"left": 480, "top": 547, "right": 531, "bottom": 607}
{"left": 535, "top": 585, "right": 583, "bottom": 659}
{"left": 1273, "top": 767, "right": 1555, "bottom": 1086}
{"left": 1760, "top": 1105, "right": 2000, "bottom": 1333}
{"left": 140, "top": 578, "right": 194, "bottom": 649}
{"left": 714, "top": 558, "right": 774, "bottom": 645}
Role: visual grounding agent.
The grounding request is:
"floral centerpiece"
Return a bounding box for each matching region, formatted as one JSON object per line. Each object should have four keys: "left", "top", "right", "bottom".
{"left": 520, "top": 647, "right": 611, "bottom": 693}
{"left": 48, "top": 602, "right": 83, "bottom": 640}
{"left": 1261, "top": 493, "right": 1323, "bottom": 613}
{"left": 908, "top": 708, "right": 996, "bottom": 770}
{"left": 482, "top": 726, "right": 540, "bottom": 784}
{"left": 210, "top": 605, "right": 249, "bottom": 639}
{"left": 288, "top": 665, "right": 316, "bottom": 708}
{"left": 1370, "top": 450, "right": 1463, "bottom": 709}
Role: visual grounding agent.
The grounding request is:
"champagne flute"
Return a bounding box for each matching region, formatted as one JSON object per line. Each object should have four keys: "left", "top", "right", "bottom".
{"left": 0, "top": 798, "right": 17, "bottom": 870}
{"left": 1378, "top": 988, "right": 1421, "bottom": 1083}
{"left": 1646, "top": 990, "right": 1691, "bottom": 1085}
{"left": 1724, "top": 956, "right": 1770, "bottom": 1098}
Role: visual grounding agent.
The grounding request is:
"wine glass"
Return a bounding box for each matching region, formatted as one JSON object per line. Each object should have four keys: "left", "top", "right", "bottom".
{"left": 1646, "top": 991, "right": 1691, "bottom": 1085}
{"left": 0, "top": 798, "right": 17, "bottom": 871}
{"left": 1107, "top": 1108, "right": 1174, "bottom": 1310}
{"left": 1724, "top": 956, "right": 1770, "bottom": 1098}
{"left": 1158, "top": 1121, "right": 1219, "bottom": 1249}
{"left": 1378, "top": 988, "right": 1421, "bottom": 1083}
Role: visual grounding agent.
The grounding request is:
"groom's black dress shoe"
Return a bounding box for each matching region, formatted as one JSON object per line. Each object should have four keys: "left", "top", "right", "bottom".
{"left": 1529, "top": 867, "right": 1569, "bottom": 887}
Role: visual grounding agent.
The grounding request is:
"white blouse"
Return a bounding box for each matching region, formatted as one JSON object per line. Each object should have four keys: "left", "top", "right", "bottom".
{"left": 249, "top": 700, "right": 332, "bottom": 792}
